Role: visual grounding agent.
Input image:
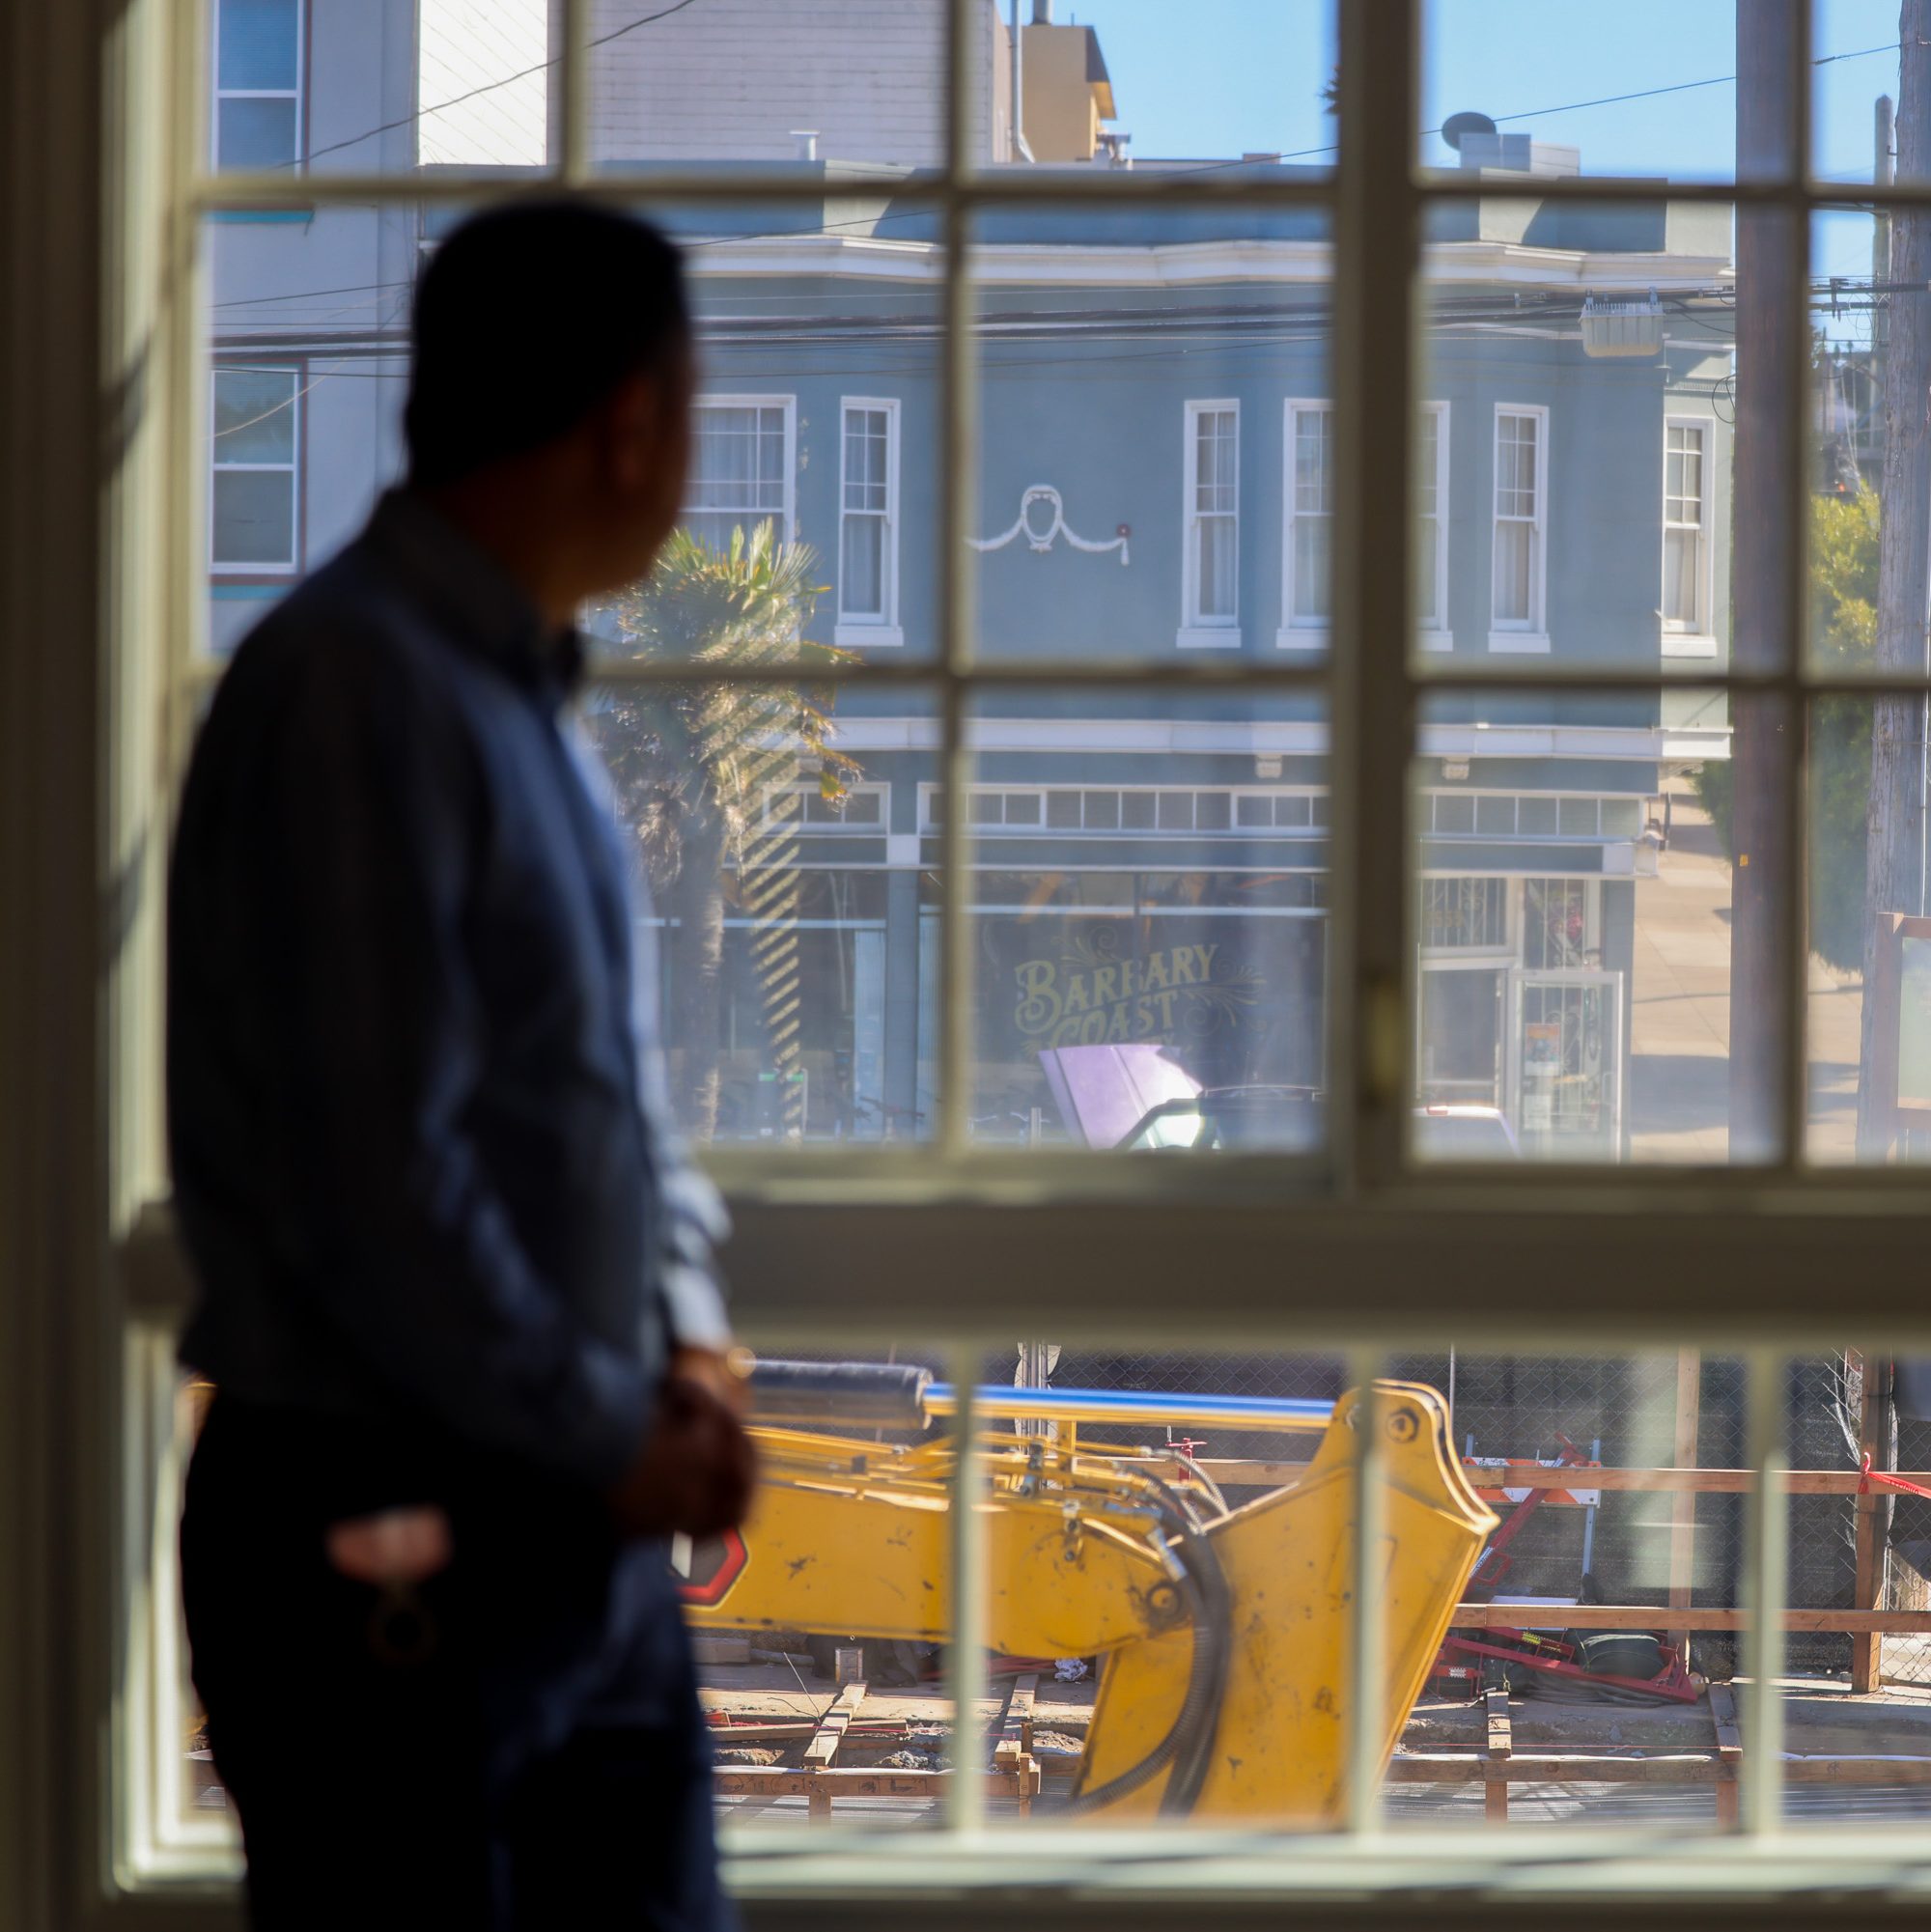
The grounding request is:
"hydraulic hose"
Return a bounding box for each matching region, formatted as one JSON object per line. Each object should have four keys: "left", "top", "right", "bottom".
{"left": 1061, "top": 1473, "right": 1234, "bottom": 1818}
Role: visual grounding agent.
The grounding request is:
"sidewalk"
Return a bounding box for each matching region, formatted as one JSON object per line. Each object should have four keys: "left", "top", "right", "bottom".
{"left": 1630, "top": 793, "right": 1861, "bottom": 1161}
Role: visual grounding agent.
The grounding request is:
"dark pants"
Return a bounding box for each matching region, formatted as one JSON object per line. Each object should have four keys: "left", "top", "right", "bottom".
{"left": 181, "top": 1397, "right": 734, "bottom": 1932}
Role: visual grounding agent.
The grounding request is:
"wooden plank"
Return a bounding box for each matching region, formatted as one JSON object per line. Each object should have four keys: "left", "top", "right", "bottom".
{"left": 1708, "top": 1682, "right": 1743, "bottom": 1762}
{"left": 1483, "top": 1688, "right": 1512, "bottom": 1824}
{"left": 994, "top": 1671, "right": 1041, "bottom": 1773}
{"left": 1852, "top": 1350, "right": 1885, "bottom": 1694}
{"left": 713, "top": 1769, "right": 1034, "bottom": 1800}
{"left": 1389, "top": 1753, "right": 1931, "bottom": 1787}
{"left": 1453, "top": 1605, "right": 1931, "bottom": 1633}
{"left": 803, "top": 1681, "right": 866, "bottom": 1770}
{"left": 1484, "top": 1688, "right": 1512, "bottom": 1760}
{"left": 1196, "top": 1461, "right": 1931, "bottom": 1495}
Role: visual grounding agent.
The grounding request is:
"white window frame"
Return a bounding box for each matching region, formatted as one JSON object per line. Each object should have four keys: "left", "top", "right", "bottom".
{"left": 1416, "top": 401, "right": 1452, "bottom": 651}
{"left": 207, "top": 361, "right": 300, "bottom": 575}
{"left": 210, "top": 0, "right": 305, "bottom": 172}
{"left": 1277, "top": 398, "right": 1333, "bottom": 651}
{"left": 47, "top": 0, "right": 1931, "bottom": 1914}
{"left": 683, "top": 392, "right": 797, "bottom": 550}
{"left": 1179, "top": 398, "right": 1241, "bottom": 648}
{"left": 835, "top": 396, "right": 903, "bottom": 648}
{"left": 1488, "top": 402, "right": 1550, "bottom": 654}
{"left": 1661, "top": 412, "right": 1719, "bottom": 659}
{"left": 760, "top": 780, "right": 891, "bottom": 834}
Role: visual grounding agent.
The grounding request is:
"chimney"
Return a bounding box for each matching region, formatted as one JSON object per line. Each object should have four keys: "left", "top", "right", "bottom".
{"left": 1032, "top": 0, "right": 1052, "bottom": 22}
{"left": 791, "top": 129, "right": 819, "bottom": 161}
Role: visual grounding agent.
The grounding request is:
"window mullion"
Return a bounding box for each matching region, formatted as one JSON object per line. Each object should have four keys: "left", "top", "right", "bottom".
{"left": 1329, "top": 0, "right": 1419, "bottom": 1194}
{"left": 558, "top": 0, "right": 589, "bottom": 183}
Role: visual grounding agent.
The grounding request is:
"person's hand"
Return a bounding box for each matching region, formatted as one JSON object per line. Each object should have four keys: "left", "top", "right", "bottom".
{"left": 607, "top": 1362, "right": 757, "bottom": 1540}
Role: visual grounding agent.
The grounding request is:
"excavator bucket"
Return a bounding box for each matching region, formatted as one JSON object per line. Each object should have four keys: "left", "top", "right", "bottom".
{"left": 1066, "top": 1381, "right": 1496, "bottom": 1822}
{"left": 686, "top": 1373, "right": 1495, "bottom": 1825}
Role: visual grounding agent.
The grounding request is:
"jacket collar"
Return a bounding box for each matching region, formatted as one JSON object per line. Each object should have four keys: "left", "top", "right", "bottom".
{"left": 366, "top": 488, "right": 584, "bottom": 696}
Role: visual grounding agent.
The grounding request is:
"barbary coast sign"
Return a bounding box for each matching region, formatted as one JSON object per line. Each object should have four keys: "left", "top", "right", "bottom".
{"left": 1013, "top": 937, "right": 1260, "bottom": 1050}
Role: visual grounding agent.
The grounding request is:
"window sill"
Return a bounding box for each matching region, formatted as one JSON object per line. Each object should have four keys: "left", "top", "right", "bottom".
{"left": 1486, "top": 631, "right": 1551, "bottom": 656}
{"left": 1177, "top": 626, "right": 1243, "bottom": 651}
{"left": 1660, "top": 632, "right": 1720, "bottom": 660}
{"left": 1416, "top": 630, "right": 1454, "bottom": 655}
{"left": 1274, "top": 627, "right": 1328, "bottom": 652}
{"left": 833, "top": 623, "right": 905, "bottom": 649}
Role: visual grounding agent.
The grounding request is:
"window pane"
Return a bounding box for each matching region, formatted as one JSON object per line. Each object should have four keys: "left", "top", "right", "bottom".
{"left": 1493, "top": 519, "right": 1532, "bottom": 625}
{"left": 962, "top": 692, "right": 1329, "bottom": 1152}
{"left": 211, "top": 469, "right": 294, "bottom": 566}
{"left": 1423, "top": 0, "right": 1762, "bottom": 182}
{"left": 972, "top": 202, "right": 1327, "bottom": 660}
{"left": 217, "top": 0, "right": 297, "bottom": 92}
{"left": 1663, "top": 527, "right": 1699, "bottom": 627}
{"left": 1416, "top": 690, "right": 1781, "bottom": 1164}
{"left": 1291, "top": 513, "right": 1329, "bottom": 622}
{"left": 842, "top": 514, "right": 885, "bottom": 620}
{"left": 1197, "top": 515, "right": 1237, "bottom": 620}
{"left": 212, "top": 367, "right": 296, "bottom": 463}
{"left": 217, "top": 97, "right": 299, "bottom": 170}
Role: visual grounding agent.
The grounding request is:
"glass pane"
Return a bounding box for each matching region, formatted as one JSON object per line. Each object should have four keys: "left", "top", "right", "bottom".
{"left": 1415, "top": 689, "right": 1785, "bottom": 1165}
{"left": 216, "top": 97, "right": 299, "bottom": 171}
{"left": 211, "top": 367, "right": 296, "bottom": 463}
{"left": 1813, "top": 1, "right": 1916, "bottom": 184}
{"left": 416, "top": 0, "right": 549, "bottom": 166}
{"left": 1388, "top": 1349, "right": 1745, "bottom": 1831}
{"left": 583, "top": 0, "right": 1332, "bottom": 175}
{"left": 217, "top": 0, "right": 298, "bottom": 92}
{"left": 958, "top": 692, "right": 1329, "bottom": 1152}
{"left": 1422, "top": 0, "right": 1777, "bottom": 182}
{"left": 971, "top": 202, "right": 1329, "bottom": 661}
{"left": 211, "top": 469, "right": 295, "bottom": 566}
{"left": 1780, "top": 1345, "right": 1931, "bottom": 1822}
{"left": 1415, "top": 196, "right": 1750, "bottom": 672}
{"left": 595, "top": 680, "right": 933, "bottom": 1146}
{"left": 202, "top": 211, "right": 411, "bottom": 651}
{"left": 1803, "top": 690, "right": 1931, "bottom": 1164}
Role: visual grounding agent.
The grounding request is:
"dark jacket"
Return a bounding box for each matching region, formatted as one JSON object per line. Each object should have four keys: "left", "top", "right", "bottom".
{"left": 168, "top": 490, "right": 727, "bottom": 1491}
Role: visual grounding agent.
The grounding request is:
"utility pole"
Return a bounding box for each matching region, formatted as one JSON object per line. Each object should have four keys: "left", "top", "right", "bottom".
{"left": 1859, "top": 6, "right": 1931, "bottom": 1157}
{"left": 1729, "top": 1, "right": 1801, "bottom": 1159}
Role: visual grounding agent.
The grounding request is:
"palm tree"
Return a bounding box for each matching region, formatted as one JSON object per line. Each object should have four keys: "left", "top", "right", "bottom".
{"left": 592, "top": 521, "right": 858, "bottom": 1140}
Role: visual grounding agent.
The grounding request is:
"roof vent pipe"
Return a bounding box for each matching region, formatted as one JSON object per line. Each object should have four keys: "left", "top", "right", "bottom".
{"left": 1032, "top": 0, "right": 1052, "bottom": 22}
{"left": 791, "top": 129, "right": 819, "bottom": 161}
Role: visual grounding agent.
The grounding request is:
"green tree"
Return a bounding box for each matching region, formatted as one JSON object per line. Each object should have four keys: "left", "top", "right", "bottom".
{"left": 1696, "top": 481, "right": 1877, "bottom": 971}
{"left": 592, "top": 522, "right": 858, "bottom": 1140}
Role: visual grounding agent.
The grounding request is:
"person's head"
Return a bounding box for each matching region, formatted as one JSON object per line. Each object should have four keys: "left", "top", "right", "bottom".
{"left": 406, "top": 201, "right": 694, "bottom": 600}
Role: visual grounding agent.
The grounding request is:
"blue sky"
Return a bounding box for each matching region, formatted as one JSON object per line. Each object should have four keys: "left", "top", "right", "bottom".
{"left": 1070, "top": 0, "right": 1901, "bottom": 182}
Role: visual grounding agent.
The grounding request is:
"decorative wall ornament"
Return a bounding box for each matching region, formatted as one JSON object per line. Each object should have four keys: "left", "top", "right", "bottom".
{"left": 966, "top": 485, "right": 1131, "bottom": 565}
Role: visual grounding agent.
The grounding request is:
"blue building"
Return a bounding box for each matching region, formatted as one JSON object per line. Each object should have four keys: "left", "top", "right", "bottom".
{"left": 207, "top": 0, "right": 1735, "bottom": 1158}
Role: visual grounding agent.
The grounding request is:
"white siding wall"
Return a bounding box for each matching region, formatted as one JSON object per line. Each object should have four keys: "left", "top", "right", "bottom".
{"left": 588, "top": 0, "right": 995, "bottom": 166}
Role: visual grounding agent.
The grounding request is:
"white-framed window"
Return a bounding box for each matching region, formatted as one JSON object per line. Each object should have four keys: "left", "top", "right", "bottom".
{"left": 1416, "top": 402, "right": 1450, "bottom": 649}
{"left": 1662, "top": 415, "right": 1717, "bottom": 658}
{"left": 1179, "top": 400, "right": 1240, "bottom": 647}
{"left": 209, "top": 363, "right": 300, "bottom": 574}
{"left": 1418, "top": 876, "right": 1513, "bottom": 954}
{"left": 761, "top": 782, "right": 889, "bottom": 832}
{"left": 1277, "top": 400, "right": 1332, "bottom": 649}
{"left": 836, "top": 398, "right": 902, "bottom": 647}
{"left": 683, "top": 395, "right": 795, "bottom": 554}
{"left": 1489, "top": 403, "right": 1549, "bottom": 652}
{"left": 212, "top": 0, "right": 303, "bottom": 170}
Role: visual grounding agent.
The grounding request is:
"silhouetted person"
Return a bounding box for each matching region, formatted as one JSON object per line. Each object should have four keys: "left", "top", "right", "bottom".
{"left": 170, "top": 204, "right": 751, "bottom": 1930}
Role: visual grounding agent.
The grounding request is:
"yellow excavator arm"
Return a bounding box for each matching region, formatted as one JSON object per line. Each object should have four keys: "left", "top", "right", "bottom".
{"left": 686, "top": 1374, "right": 1496, "bottom": 1824}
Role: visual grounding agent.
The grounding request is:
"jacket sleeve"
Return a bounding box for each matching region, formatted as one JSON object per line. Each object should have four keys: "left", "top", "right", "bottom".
{"left": 247, "top": 635, "right": 652, "bottom": 1489}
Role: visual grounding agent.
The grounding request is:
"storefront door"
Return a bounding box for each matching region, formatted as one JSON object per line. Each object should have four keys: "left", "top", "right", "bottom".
{"left": 1507, "top": 969, "right": 1623, "bottom": 1159}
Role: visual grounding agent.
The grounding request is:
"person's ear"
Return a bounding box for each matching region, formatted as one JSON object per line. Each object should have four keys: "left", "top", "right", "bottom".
{"left": 602, "top": 369, "right": 666, "bottom": 496}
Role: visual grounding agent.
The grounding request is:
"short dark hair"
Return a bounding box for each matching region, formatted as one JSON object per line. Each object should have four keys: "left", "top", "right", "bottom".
{"left": 405, "top": 201, "right": 690, "bottom": 489}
